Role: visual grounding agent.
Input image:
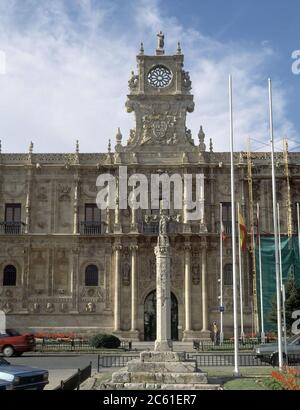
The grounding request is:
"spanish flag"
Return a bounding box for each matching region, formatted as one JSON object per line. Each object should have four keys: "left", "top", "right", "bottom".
{"left": 239, "top": 212, "right": 247, "bottom": 251}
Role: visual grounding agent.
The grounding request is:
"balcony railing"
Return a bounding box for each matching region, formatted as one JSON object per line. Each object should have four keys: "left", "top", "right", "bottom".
{"left": 79, "top": 221, "right": 105, "bottom": 235}
{"left": 0, "top": 221, "right": 26, "bottom": 235}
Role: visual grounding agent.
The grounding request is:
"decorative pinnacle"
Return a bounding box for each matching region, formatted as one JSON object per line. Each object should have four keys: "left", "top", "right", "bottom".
{"left": 108, "top": 139, "right": 111, "bottom": 153}
{"left": 139, "top": 42, "right": 144, "bottom": 55}
{"left": 116, "top": 127, "right": 122, "bottom": 144}
{"left": 209, "top": 138, "right": 213, "bottom": 153}
{"left": 76, "top": 139, "right": 79, "bottom": 154}
{"left": 176, "top": 42, "right": 182, "bottom": 54}
{"left": 0, "top": 140, "right": 1, "bottom": 154}
{"left": 29, "top": 141, "right": 34, "bottom": 154}
{"left": 198, "top": 126, "right": 206, "bottom": 152}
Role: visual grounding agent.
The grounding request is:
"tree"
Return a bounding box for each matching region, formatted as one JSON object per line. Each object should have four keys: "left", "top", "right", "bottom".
{"left": 269, "top": 273, "right": 300, "bottom": 334}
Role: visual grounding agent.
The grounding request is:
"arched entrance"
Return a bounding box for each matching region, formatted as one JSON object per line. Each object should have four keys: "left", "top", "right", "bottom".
{"left": 144, "top": 290, "right": 178, "bottom": 341}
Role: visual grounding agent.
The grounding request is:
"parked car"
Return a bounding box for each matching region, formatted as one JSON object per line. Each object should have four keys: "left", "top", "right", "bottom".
{"left": 254, "top": 333, "right": 300, "bottom": 366}
{"left": 0, "top": 329, "right": 35, "bottom": 357}
{"left": 0, "top": 358, "right": 48, "bottom": 390}
{"left": 0, "top": 379, "right": 13, "bottom": 390}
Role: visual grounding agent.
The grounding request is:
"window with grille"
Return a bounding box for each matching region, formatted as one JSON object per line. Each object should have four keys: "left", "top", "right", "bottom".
{"left": 5, "top": 204, "right": 21, "bottom": 222}
{"left": 3, "top": 265, "right": 17, "bottom": 286}
{"left": 85, "top": 204, "right": 101, "bottom": 223}
{"left": 85, "top": 264, "right": 99, "bottom": 286}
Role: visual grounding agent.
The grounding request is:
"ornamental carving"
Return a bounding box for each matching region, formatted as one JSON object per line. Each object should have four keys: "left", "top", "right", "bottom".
{"left": 192, "top": 264, "right": 200, "bottom": 285}
{"left": 122, "top": 263, "right": 131, "bottom": 286}
{"left": 182, "top": 70, "right": 192, "bottom": 91}
{"left": 140, "top": 115, "right": 176, "bottom": 145}
{"left": 128, "top": 71, "right": 139, "bottom": 91}
{"left": 85, "top": 302, "right": 96, "bottom": 313}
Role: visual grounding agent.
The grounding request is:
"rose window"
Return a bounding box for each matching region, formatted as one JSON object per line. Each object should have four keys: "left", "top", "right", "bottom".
{"left": 147, "top": 65, "right": 172, "bottom": 88}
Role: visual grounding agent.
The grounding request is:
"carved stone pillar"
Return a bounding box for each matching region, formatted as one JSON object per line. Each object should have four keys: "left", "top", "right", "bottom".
{"left": 25, "top": 167, "right": 33, "bottom": 233}
{"left": 209, "top": 166, "right": 215, "bottom": 232}
{"left": 200, "top": 239, "right": 210, "bottom": 337}
{"left": 70, "top": 247, "right": 79, "bottom": 312}
{"left": 130, "top": 244, "right": 139, "bottom": 339}
{"left": 183, "top": 242, "right": 192, "bottom": 336}
{"left": 73, "top": 177, "right": 79, "bottom": 234}
{"left": 113, "top": 242, "right": 122, "bottom": 332}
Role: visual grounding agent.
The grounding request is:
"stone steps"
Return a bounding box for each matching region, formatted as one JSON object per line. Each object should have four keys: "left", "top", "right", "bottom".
{"left": 100, "top": 382, "right": 221, "bottom": 390}
{"left": 127, "top": 359, "right": 197, "bottom": 373}
{"left": 112, "top": 370, "right": 208, "bottom": 384}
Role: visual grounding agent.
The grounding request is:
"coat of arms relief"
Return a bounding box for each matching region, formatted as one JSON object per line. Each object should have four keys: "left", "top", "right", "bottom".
{"left": 140, "top": 114, "right": 177, "bottom": 145}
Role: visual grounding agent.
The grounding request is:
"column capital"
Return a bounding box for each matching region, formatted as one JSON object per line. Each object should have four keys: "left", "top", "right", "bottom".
{"left": 130, "top": 244, "right": 139, "bottom": 252}
{"left": 113, "top": 243, "right": 123, "bottom": 252}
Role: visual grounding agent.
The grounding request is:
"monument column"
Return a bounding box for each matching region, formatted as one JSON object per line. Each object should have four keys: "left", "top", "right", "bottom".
{"left": 201, "top": 239, "right": 209, "bottom": 335}
{"left": 130, "top": 243, "right": 139, "bottom": 336}
{"left": 113, "top": 242, "right": 122, "bottom": 332}
{"left": 183, "top": 241, "right": 192, "bottom": 338}
{"left": 154, "top": 232, "right": 172, "bottom": 351}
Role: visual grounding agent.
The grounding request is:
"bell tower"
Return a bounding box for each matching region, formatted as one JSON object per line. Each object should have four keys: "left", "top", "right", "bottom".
{"left": 125, "top": 32, "right": 195, "bottom": 151}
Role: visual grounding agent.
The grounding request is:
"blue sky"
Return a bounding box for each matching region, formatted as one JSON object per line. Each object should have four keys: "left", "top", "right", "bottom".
{"left": 0, "top": 0, "right": 299, "bottom": 152}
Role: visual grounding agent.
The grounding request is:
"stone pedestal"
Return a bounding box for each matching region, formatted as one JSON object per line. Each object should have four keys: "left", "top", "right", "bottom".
{"left": 98, "top": 351, "right": 220, "bottom": 390}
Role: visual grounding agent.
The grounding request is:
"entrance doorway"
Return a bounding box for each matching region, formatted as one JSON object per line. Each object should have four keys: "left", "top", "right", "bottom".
{"left": 144, "top": 290, "right": 178, "bottom": 341}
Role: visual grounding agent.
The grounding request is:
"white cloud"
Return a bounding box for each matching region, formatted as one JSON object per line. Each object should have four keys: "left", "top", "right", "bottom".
{"left": 0, "top": 0, "right": 297, "bottom": 153}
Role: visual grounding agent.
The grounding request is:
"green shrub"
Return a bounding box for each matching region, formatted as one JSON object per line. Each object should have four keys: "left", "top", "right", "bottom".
{"left": 89, "top": 333, "right": 121, "bottom": 349}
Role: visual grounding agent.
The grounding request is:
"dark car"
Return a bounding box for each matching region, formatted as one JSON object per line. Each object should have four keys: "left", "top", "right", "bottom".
{"left": 0, "top": 379, "right": 13, "bottom": 390}
{"left": 0, "top": 329, "right": 35, "bottom": 357}
{"left": 0, "top": 358, "right": 48, "bottom": 390}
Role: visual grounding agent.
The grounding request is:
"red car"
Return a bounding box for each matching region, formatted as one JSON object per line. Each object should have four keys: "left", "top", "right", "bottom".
{"left": 0, "top": 329, "right": 35, "bottom": 357}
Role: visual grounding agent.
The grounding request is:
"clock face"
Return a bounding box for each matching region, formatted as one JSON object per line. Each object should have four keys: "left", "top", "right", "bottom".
{"left": 147, "top": 65, "right": 172, "bottom": 88}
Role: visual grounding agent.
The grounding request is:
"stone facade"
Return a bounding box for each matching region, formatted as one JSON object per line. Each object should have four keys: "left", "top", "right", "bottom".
{"left": 0, "top": 35, "right": 298, "bottom": 340}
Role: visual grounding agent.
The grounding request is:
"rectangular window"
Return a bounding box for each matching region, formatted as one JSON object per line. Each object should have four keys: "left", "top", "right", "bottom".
{"left": 85, "top": 204, "right": 101, "bottom": 223}
{"left": 5, "top": 204, "right": 21, "bottom": 222}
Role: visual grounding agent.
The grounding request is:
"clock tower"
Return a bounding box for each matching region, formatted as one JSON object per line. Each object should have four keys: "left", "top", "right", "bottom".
{"left": 124, "top": 32, "right": 196, "bottom": 152}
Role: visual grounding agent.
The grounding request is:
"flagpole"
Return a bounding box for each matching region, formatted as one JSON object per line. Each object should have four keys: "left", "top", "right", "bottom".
{"left": 269, "top": 78, "right": 283, "bottom": 369}
{"left": 219, "top": 202, "right": 224, "bottom": 344}
{"left": 229, "top": 75, "right": 239, "bottom": 376}
{"left": 277, "top": 203, "right": 288, "bottom": 363}
{"left": 257, "top": 203, "right": 265, "bottom": 343}
{"left": 237, "top": 202, "right": 245, "bottom": 342}
{"left": 297, "top": 203, "right": 300, "bottom": 263}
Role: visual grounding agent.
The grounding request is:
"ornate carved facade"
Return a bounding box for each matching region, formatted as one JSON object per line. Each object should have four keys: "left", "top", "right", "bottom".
{"left": 0, "top": 34, "right": 298, "bottom": 340}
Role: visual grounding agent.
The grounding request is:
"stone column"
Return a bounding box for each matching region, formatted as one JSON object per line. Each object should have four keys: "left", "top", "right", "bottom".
{"left": 73, "top": 177, "right": 79, "bottom": 234}
{"left": 201, "top": 239, "right": 209, "bottom": 333}
{"left": 209, "top": 166, "right": 215, "bottom": 232}
{"left": 184, "top": 242, "right": 192, "bottom": 334}
{"left": 130, "top": 244, "right": 138, "bottom": 332}
{"left": 70, "top": 247, "right": 79, "bottom": 312}
{"left": 25, "top": 167, "right": 33, "bottom": 233}
{"left": 154, "top": 235, "right": 172, "bottom": 351}
{"left": 113, "top": 242, "right": 122, "bottom": 332}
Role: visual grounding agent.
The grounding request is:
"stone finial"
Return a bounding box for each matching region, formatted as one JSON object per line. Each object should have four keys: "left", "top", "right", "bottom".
{"left": 75, "top": 139, "right": 79, "bottom": 154}
{"left": 108, "top": 139, "right": 111, "bottom": 153}
{"left": 0, "top": 140, "right": 2, "bottom": 154}
{"left": 156, "top": 31, "right": 165, "bottom": 55}
{"left": 176, "top": 42, "right": 182, "bottom": 55}
{"left": 116, "top": 127, "right": 122, "bottom": 144}
{"left": 198, "top": 126, "right": 206, "bottom": 152}
{"left": 209, "top": 138, "right": 213, "bottom": 153}
{"left": 29, "top": 141, "right": 34, "bottom": 154}
{"left": 139, "top": 42, "right": 144, "bottom": 55}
